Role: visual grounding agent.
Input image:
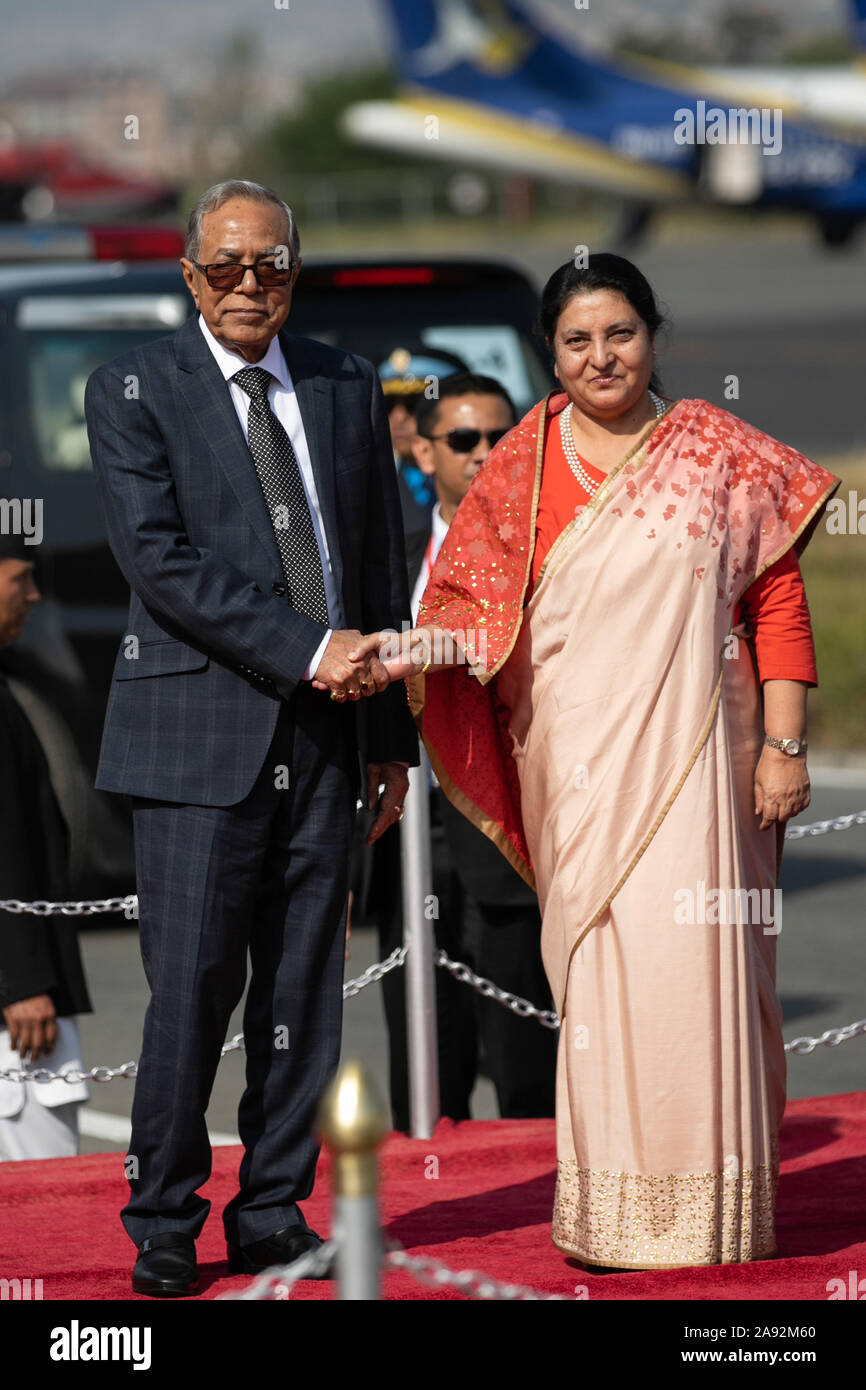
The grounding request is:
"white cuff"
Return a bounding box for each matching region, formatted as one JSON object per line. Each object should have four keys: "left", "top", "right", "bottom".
{"left": 302, "top": 630, "right": 332, "bottom": 680}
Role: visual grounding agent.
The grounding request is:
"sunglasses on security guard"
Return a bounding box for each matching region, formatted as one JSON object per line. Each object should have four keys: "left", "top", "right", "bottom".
{"left": 423, "top": 427, "right": 509, "bottom": 453}
{"left": 192, "top": 259, "right": 295, "bottom": 290}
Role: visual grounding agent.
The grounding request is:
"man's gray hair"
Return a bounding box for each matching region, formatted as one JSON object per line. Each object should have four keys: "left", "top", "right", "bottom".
{"left": 185, "top": 180, "right": 300, "bottom": 264}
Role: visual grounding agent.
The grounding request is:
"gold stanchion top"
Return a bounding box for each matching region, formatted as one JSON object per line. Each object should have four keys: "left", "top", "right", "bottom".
{"left": 316, "top": 1059, "right": 388, "bottom": 1156}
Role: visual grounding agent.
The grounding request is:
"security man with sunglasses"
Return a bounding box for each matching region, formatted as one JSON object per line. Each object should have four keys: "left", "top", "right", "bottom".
{"left": 370, "top": 373, "right": 557, "bottom": 1129}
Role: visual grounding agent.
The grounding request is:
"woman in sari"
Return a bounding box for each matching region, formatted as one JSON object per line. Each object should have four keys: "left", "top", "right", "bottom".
{"left": 353, "top": 254, "right": 840, "bottom": 1270}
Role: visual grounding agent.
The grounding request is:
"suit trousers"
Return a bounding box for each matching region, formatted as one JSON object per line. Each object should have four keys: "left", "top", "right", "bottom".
{"left": 121, "top": 684, "right": 357, "bottom": 1248}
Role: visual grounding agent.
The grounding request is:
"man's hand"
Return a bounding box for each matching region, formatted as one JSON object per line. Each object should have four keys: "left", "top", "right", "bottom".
{"left": 365, "top": 761, "right": 410, "bottom": 844}
{"left": 3, "top": 994, "right": 57, "bottom": 1062}
{"left": 754, "top": 748, "right": 810, "bottom": 831}
{"left": 311, "top": 629, "right": 390, "bottom": 700}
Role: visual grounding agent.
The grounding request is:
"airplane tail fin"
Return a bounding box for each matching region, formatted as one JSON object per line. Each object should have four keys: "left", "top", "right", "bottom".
{"left": 379, "top": 0, "right": 541, "bottom": 82}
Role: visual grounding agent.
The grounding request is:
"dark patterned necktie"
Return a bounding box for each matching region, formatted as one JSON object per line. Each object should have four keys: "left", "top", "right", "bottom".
{"left": 233, "top": 366, "right": 330, "bottom": 625}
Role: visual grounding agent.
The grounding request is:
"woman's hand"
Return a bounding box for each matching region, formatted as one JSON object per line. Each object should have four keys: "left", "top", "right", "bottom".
{"left": 754, "top": 748, "right": 811, "bottom": 830}
{"left": 336, "top": 629, "right": 431, "bottom": 683}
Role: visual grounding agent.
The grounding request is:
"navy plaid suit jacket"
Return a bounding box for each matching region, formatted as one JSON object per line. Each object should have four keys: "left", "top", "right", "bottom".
{"left": 84, "top": 315, "right": 419, "bottom": 806}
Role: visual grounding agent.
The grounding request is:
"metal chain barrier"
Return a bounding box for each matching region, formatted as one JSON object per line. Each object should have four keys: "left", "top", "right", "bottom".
{"left": 218, "top": 1239, "right": 338, "bottom": 1299}
{"left": 384, "top": 1247, "right": 573, "bottom": 1299}
{"left": 783, "top": 1018, "right": 866, "bottom": 1055}
{"left": 343, "top": 945, "right": 408, "bottom": 999}
{"left": 0, "top": 1060, "right": 139, "bottom": 1086}
{"left": 434, "top": 947, "right": 560, "bottom": 1029}
{"left": 0, "top": 895, "right": 138, "bottom": 917}
{"left": 434, "top": 949, "right": 866, "bottom": 1055}
{"left": 2, "top": 981, "right": 862, "bottom": 1084}
{"left": 0, "top": 961, "right": 409, "bottom": 1084}
{"left": 1, "top": 803, "right": 863, "bottom": 1083}
{"left": 783, "top": 809, "right": 866, "bottom": 842}
{"left": 2, "top": 805, "right": 863, "bottom": 919}
{"left": 217, "top": 1236, "right": 571, "bottom": 1300}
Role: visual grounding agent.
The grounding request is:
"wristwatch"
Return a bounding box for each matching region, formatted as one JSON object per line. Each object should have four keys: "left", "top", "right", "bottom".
{"left": 764, "top": 735, "right": 807, "bottom": 756}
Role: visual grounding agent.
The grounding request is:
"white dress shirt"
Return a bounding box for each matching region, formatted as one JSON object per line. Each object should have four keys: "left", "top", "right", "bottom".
{"left": 198, "top": 314, "right": 338, "bottom": 679}
{"left": 410, "top": 501, "right": 449, "bottom": 624}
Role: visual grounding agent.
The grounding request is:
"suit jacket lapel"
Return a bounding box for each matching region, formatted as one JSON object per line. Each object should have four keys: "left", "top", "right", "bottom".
{"left": 174, "top": 317, "right": 344, "bottom": 600}
{"left": 175, "top": 317, "right": 283, "bottom": 568}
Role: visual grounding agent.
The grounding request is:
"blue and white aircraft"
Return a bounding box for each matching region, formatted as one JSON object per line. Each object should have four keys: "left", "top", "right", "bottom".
{"left": 343, "top": 0, "right": 866, "bottom": 244}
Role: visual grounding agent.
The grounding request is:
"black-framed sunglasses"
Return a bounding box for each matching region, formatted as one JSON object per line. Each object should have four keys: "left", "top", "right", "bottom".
{"left": 422, "top": 427, "right": 509, "bottom": 453}
{"left": 191, "top": 258, "right": 295, "bottom": 290}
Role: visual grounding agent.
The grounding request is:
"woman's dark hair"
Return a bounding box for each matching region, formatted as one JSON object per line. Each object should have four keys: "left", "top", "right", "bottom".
{"left": 536, "top": 253, "right": 669, "bottom": 395}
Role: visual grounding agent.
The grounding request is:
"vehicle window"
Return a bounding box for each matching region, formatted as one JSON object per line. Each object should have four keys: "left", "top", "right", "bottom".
{"left": 18, "top": 294, "right": 187, "bottom": 474}
{"left": 297, "top": 316, "right": 550, "bottom": 415}
{"left": 421, "top": 324, "right": 547, "bottom": 410}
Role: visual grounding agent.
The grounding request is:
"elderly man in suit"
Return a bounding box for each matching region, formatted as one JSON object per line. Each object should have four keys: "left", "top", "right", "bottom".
{"left": 84, "top": 179, "right": 417, "bottom": 1297}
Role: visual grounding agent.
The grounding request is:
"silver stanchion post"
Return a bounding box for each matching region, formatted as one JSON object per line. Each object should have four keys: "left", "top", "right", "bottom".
{"left": 400, "top": 746, "right": 440, "bottom": 1140}
{"left": 317, "top": 1059, "right": 388, "bottom": 1301}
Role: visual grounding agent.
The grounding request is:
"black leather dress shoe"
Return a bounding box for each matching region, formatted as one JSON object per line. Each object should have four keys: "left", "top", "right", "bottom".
{"left": 132, "top": 1234, "right": 199, "bottom": 1297}
{"left": 227, "top": 1226, "right": 329, "bottom": 1277}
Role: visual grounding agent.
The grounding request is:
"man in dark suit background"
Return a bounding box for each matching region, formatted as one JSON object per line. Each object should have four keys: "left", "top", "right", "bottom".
{"left": 0, "top": 532, "right": 92, "bottom": 1159}
{"left": 84, "top": 180, "right": 417, "bottom": 1296}
{"left": 371, "top": 373, "right": 556, "bottom": 1128}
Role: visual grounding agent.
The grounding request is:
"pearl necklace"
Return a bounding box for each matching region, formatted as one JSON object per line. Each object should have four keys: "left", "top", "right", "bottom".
{"left": 560, "top": 392, "right": 666, "bottom": 495}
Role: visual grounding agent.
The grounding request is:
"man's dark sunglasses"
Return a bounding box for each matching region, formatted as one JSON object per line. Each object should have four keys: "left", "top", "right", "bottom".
{"left": 192, "top": 259, "right": 295, "bottom": 290}
{"left": 422, "top": 427, "right": 509, "bottom": 453}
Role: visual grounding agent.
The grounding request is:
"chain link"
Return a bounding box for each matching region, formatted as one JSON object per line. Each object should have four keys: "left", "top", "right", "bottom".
{"left": 0, "top": 1059, "right": 138, "bottom": 1085}
{"left": 783, "top": 1018, "right": 866, "bottom": 1055}
{"left": 783, "top": 809, "right": 866, "bottom": 841}
{"left": 0, "top": 953, "right": 410, "bottom": 1083}
{"left": 218, "top": 1238, "right": 337, "bottom": 1299}
{"left": 0, "top": 967, "right": 862, "bottom": 1083}
{"left": 385, "top": 1247, "right": 572, "bottom": 1299}
{"left": 219, "top": 1236, "right": 569, "bottom": 1300}
{"left": 0, "top": 895, "right": 138, "bottom": 917}
{"left": 343, "top": 945, "right": 408, "bottom": 999}
{"left": 435, "top": 946, "right": 866, "bottom": 1056}
{"left": 434, "top": 948, "right": 560, "bottom": 1029}
{"left": 1, "top": 795, "right": 862, "bottom": 1082}
{"left": 2, "top": 804, "right": 862, "bottom": 919}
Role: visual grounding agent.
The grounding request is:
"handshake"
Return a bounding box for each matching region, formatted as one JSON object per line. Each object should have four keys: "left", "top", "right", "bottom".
{"left": 310, "top": 628, "right": 428, "bottom": 701}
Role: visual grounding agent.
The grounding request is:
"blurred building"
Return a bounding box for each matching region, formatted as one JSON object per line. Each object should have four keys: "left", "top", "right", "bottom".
{"left": 0, "top": 68, "right": 194, "bottom": 178}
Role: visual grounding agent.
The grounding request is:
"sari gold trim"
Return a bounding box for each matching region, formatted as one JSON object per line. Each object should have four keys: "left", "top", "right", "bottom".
{"left": 477, "top": 392, "right": 546, "bottom": 686}
{"left": 424, "top": 732, "right": 538, "bottom": 890}
{"left": 552, "top": 1154, "right": 779, "bottom": 1268}
{"left": 407, "top": 668, "right": 538, "bottom": 891}
{"left": 733, "top": 472, "right": 842, "bottom": 605}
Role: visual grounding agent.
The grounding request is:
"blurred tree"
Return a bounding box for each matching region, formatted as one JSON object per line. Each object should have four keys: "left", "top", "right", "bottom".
{"left": 617, "top": 8, "right": 851, "bottom": 67}
{"left": 243, "top": 65, "right": 433, "bottom": 180}
{"left": 712, "top": 5, "right": 785, "bottom": 63}
{"left": 782, "top": 35, "right": 854, "bottom": 63}
{"left": 189, "top": 28, "right": 265, "bottom": 178}
{"left": 614, "top": 29, "right": 710, "bottom": 64}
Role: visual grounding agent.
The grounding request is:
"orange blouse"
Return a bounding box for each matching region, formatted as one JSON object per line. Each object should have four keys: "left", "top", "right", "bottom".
{"left": 529, "top": 416, "right": 818, "bottom": 687}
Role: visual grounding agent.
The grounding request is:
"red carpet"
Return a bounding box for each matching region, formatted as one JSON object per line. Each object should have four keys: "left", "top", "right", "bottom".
{"left": 3, "top": 1091, "right": 865, "bottom": 1300}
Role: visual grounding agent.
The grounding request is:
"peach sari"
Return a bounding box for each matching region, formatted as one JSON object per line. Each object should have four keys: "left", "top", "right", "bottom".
{"left": 410, "top": 393, "right": 839, "bottom": 1267}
